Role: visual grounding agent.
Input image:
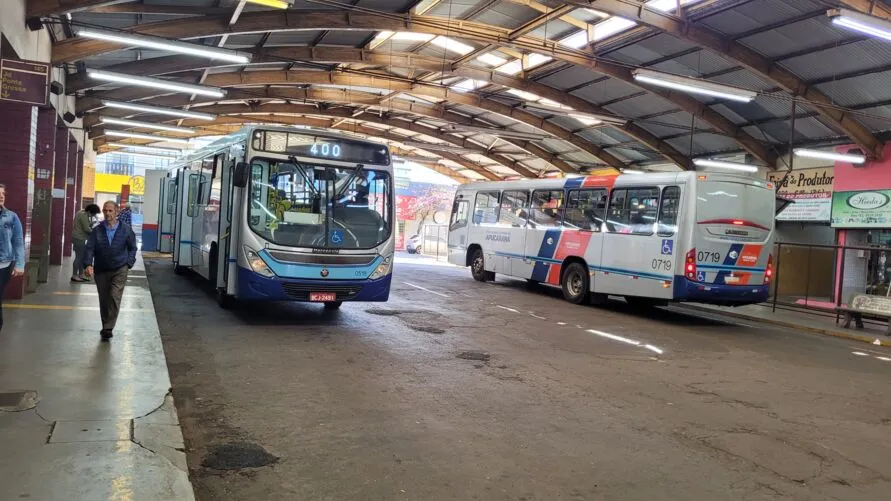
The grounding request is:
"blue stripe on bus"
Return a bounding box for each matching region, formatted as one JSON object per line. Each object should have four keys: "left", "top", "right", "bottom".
{"left": 564, "top": 177, "right": 584, "bottom": 189}
{"left": 531, "top": 229, "right": 562, "bottom": 282}
{"left": 494, "top": 251, "right": 672, "bottom": 282}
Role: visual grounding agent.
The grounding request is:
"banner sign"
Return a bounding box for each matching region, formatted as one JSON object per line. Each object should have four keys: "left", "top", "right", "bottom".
{"left": 831, "top": 189, "right": 891, "bottom": 228}
{"left": 0, "top": 58, "right": 50, "bottom": 106}
{"left": 768, "top": 167, "right": 834, "bottom": 221}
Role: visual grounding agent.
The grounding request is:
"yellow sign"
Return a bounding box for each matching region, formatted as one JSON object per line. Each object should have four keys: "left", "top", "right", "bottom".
{"left": 94, "top": 173, "right": 145, "bottom": 195}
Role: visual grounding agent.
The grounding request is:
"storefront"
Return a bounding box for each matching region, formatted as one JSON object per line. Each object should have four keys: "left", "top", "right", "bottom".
{"left": 94, "top": 173, "right": 146, "bottom": 232}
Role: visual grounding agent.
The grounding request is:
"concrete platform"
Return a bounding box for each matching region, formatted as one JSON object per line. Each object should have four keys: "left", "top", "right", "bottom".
{"left": 0, "top": 255, "right": 194, "bottom": 501}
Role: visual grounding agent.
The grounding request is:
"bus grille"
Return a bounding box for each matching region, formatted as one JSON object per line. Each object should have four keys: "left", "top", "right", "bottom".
{"left": 281, "top": 283, "right": 363, "bottom": 301}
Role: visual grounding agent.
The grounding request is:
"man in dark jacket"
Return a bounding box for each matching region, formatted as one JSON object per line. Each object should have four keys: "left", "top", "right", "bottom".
{"left": 84, "top": 201, "right": 137, "bottom": 341}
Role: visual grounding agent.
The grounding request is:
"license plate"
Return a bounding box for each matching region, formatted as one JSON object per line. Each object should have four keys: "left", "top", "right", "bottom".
{"left": 309, "top": 292, "right": 337, "bottom": 302}
{"left": 724, "top": 276, "right": 740, "bottom": 284}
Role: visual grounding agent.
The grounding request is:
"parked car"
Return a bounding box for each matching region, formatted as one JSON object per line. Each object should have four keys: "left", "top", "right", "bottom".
{"left": 406, "top": 234, "right": 422, "bottom": 254}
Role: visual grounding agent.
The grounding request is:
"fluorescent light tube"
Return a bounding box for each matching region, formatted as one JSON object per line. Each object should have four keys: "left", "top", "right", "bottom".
{"left": 828, "top": 8, "right": 891, "bottom": 42}
{"left": 520, "top": 102, "right": 627, "bottom": 125}
{"left": 794, "top": 148, "right": 866, "bottom": 164}
{"left": 88, "top": 69, "right": 226, "bottom": 98}
{"left": 100, "top": 117, "right": 195, "bottom": 134}
{"left": 105, "top": 130, "right": 192, "bottom": 144}
{"left": 101, "top": 100, "right": 217, "bottom": 120}
{"left": 106, "top": 142, "right": 183, "bottom": 154}
{"left": 102, "top": 151, "right": 178, "bottom": 160}
{"left": 693, "top": 158, "right": 759, "bottom": 172}
{"left": 622, "top": 169, "right": 646, "bottom": 174}
{"left": 246, "top": 0, "right": 292, "bottom": 8}
{"left": 77, "top": 28, "right": 251, "bottom": 64}
{"left": 633, "top": 69, "right": 757, "bottom": 103}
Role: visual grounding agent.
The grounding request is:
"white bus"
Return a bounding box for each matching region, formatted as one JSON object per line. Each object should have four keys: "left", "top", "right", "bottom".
{"left": 447, "top": 171, "right": 776, "bottom": 307}
{"left": 154, "top": 126, "right": 395, "bottom": 309}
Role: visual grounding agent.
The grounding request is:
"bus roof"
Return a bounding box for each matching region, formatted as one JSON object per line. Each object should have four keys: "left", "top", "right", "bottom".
{"left": 456, "top": 171, "right": 769, "bottom": 192}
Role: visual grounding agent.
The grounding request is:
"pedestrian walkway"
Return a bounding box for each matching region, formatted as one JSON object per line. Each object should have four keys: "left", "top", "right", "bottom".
{"left": 678, "top": 301, "right": 889, "bottom": 345}
{"left": 0, "top": 254, "right": 194, "bottom": 500}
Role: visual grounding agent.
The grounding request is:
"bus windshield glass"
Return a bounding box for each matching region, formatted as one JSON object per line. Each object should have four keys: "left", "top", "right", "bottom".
{"left": 248, "top": 158, "right": 392, "bottom": 249}
{"left": 696, "top": 181, "right": 775, "bottom": 230}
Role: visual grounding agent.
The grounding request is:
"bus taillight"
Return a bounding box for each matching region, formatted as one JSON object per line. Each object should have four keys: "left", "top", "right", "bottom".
{"left": 685, "top": 249, "right": 697, "bottom": 281}
{"left": 764, "top": 254, "right": 774, "bottom": 284}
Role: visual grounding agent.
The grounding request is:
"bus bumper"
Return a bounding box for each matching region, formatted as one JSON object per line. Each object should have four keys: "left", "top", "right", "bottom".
{"left": 673, "top": 276, "right": 769, "bottom": 306}
{"left": 236, "top": 266, "right": 392, "bottom": 302}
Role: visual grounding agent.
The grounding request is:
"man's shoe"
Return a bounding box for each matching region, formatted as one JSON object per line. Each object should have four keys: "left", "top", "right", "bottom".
{"left": 71, "top": 276, "right": 84, "bottom": 282}
{"left": 100, "top": 330, "right": 113, "bottom": 341}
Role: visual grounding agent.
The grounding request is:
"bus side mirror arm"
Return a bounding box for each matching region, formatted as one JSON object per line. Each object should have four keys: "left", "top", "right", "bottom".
{"left": 233, "top": 162, "right": 249, "bottom": 188}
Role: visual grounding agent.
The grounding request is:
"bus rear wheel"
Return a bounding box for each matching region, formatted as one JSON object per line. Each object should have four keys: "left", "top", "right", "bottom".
{"left": 625, "top": 296, "right": 665, "bottom": 310}
{"left": 470, "top": 248, "right": 494, "bottom": 282}
{"left": 562, "top": 262, "right": 590, "bottom": 305}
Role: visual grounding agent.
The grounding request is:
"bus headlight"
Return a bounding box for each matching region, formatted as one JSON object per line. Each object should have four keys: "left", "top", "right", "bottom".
{"left": 368, "top": 255, "right": 393, "bottom": 280}
{"left": 243, "top": 246, "right": 275, "bottom": 277}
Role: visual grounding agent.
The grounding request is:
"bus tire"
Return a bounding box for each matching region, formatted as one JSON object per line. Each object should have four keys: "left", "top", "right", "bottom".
{"left": 561, "top": 262, "right": 590, "bottom": 305}
{"left": 174, "top": 264, "right": 186, "bottom": 276}
{"left": 217, "top": 288, "right": 235, "bottom": 309}
{"left": 625, "top": 296, "right": 664, "bottom": 310}
{"left": 324, "top": 301, "right": 343, "bottom": 310}
{"left": 470, "top": 248, "right": 491, "bottom": 282}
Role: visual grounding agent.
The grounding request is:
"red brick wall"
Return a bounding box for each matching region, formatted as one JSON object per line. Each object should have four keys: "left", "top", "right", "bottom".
{"left": 0, "top": 101, "right": 37, "bottom": 299}
{"left": 32, "top": 107, "right": 56, "bottom": 252}
{"left": 50, "top": 127, "right": 68, "bottom": 265}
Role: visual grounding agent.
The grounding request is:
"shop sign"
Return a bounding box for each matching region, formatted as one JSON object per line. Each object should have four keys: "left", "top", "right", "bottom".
{"left": 831, "top": 189, "right": 891, "bottom": 227}
{"left": 0, "top": 58, "right": 50, "bottom": 106}
{"left": 94, "top": 173, "right": 145, "bottom": 195}
{"left": 768, "top": 167, "right": 834, "bottom": 221}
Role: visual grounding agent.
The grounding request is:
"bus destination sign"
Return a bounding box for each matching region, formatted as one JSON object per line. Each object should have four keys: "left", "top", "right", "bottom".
{"left": 0, "top": 58, "right": 50, "bottom": 106}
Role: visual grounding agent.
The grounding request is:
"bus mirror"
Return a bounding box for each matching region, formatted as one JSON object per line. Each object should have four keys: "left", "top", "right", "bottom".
{"left": 233, "top": 162, "right": 249, "bottom": 188}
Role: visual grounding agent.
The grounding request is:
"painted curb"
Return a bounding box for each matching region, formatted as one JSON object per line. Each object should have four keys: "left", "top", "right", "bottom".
{"left": 677, "top": 304, "right": 886, "bottom": 346}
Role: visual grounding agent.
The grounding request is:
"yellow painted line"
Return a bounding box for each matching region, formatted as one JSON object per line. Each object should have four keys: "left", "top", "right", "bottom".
{"left": 5, "top": 304, "right": 153, "bottom": 312}
{"left": 52, "top": 291, "right": 151, "bottom": 297}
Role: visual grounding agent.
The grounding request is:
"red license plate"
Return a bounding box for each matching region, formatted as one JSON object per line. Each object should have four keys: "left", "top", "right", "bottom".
{"left": 309, "top": 292, "right": 337, "bottom": 302}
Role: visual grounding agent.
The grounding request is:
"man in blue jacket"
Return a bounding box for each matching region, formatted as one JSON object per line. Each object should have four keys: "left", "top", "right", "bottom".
{"left": 84, "top": 201, "right": 137, "bottom": 341}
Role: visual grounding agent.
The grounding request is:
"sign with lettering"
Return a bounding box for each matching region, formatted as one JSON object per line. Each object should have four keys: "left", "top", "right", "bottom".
{"left": 831, "top": 189, "right": 891, "bottom": 228}
{"left": 767, "top": 167, "right": 834, "bottom": 221}
{"left": 0, "top": 58, "right": 50, "bottom": 106}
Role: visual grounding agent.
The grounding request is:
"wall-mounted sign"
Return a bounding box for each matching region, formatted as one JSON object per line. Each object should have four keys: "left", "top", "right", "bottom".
{"left": 831, "top": 189, "right": 891, "bottom": 228}
{"left": 768, "top": 167, "right": 834, "bottom": 221}
{"left": 0, "top": 58, "right": 50, "bottom": 106}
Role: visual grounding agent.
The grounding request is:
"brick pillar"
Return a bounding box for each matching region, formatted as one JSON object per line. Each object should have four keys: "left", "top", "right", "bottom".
{"left": 32, "top": 107, "right": 57, "bottom": 283}
{"left": 0, "top": 101, "right": 38, "bottom": 299}
{"left": 75, "top": 149, "right": 84, "bottom": 211}
{"left": 63, "top": 137, "right": 77, "bottom": 257}
{"left": 50, "top": 127, "right": 69, "bottom": 266}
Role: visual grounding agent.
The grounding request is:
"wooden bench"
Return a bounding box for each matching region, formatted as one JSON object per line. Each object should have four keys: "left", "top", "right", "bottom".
{"left": 837, "top": 294, "right": 891, "bottom": 335}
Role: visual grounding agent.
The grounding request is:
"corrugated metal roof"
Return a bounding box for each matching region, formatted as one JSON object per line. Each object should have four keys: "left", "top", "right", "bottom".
{"left": 736, "top": 17, "right": 846, "bottom": 59}
{"left": 650, "top": 51, "right": 737, "bottom": 77}
{"left": 535, "top": 65, "right": 604, "bottom": 91}
{"left": 815, "top": 72, "right": 891, "bottom": 107}
{"left": 606, "top": 33, "right": 699, "bottom": 66}
{"left": 666, "top": 133, "right": 740, "bottom": 156}
{"left": 780, "top": 39, "right": 891, "bottom": 81}
{"left": 476, "top": 4, "right": 539, "bottom": 30}
{"left": 846, "top": 105, "right": 891, "bottom": 133}
{"left": 569, "top": 78, "right": 640, "bottom": 104}
{"left": 427, "top": 0, "right": 488, "bottom": 19}
{"left": 602, "top": 93, "right": 678, "bottom": 119}
{"left": 697, "top": 0, "right": 821, "bottom": 37}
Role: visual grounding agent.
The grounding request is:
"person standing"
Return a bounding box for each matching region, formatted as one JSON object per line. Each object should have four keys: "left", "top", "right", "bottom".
{"left": 118, "top": 202, "right": 132, "bottom": 228}
{"left": 71, "top": 204, "right": 100, "bottom": 282}
{"left": 84, "top": 201, "right": 137, "bottom": 341}
{"left": 0, "top": 184, "right": 25, "bottom": 332}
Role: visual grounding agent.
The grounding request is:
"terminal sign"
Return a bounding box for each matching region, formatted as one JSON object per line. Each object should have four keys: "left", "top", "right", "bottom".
{"left": 0, "top": 58, "right": 50, "bottom": 106}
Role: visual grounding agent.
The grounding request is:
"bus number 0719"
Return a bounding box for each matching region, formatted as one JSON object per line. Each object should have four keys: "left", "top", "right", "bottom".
{"left": 651, "top": 259, "right": 672, "bottom": 271}
{"left": 697, "top": 251, "right": 721, "bottom": 263}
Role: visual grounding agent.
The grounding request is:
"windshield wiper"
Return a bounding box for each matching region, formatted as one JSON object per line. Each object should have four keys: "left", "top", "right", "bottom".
{"left": 335, "top": 163, "right": 365, "bottom": 201}
{"left": 287, "top": 156, "right": 318, "bottom": 197}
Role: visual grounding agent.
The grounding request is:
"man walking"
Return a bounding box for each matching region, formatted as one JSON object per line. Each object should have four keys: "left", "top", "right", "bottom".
{"left": 0, "top": 184, "right": 25, "bottom": 332}
{"left": 84, "top": 201, "right": 137, "bottom": 341}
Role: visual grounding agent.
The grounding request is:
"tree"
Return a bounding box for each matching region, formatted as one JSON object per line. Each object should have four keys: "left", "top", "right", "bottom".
{"left": 405, "top": 186, "right": 455, "bottom": 226}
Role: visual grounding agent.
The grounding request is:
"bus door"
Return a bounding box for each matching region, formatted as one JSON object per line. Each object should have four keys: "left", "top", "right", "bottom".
{"left": 496, "top": 190, "right": 532, "bottom": 278}
{"left": 175, "top": 169, "right": 198, "bottom": 268}
{"left": 523, "top": 189, "right": 565, "bottom": 284}
{"left": 224, "top": 160, "right": 243, "bottom": 298}
{"left": 598, "top": 186, "right": 671, "bottom": 298}
{"left": 158, "top": 177, "right": 176, "bottom": 253}
{"left": 447, "top": 194, "right": 471, "bottom": 266}
{"left": 214, "top": 155, "right": 234, "bottom": 289}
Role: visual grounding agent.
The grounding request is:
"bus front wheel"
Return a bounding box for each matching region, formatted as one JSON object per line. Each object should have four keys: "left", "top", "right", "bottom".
{"left": 561, "top": 262, "right": 590, "bottom": 305}
{"left": 324, "top": 301, "right": 343, "bottom": 310}
{"left": 471, "top": 249, "right": 494, "bottom": 282}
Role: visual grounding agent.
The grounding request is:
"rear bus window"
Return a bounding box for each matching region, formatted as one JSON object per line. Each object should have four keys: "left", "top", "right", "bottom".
{"left": 473, "top": 192, "right": 500, "bottom": 225}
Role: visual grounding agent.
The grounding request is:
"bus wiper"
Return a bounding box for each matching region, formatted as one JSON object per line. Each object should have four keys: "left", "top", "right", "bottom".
{"left": 335, "top": 163, "right": 365, "bottom": 200}
{"left": 288, "top": 156, "right": 318, "bottom": 196}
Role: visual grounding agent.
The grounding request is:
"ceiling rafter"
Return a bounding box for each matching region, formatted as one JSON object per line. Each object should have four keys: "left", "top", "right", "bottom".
{"left": 587, "top": 0, "right": 883, "bottom": 160}
{"left": 66, "top": 48, "right": 692, "bottom": 169}
{"left": 85, "top": 102, "right": 543, "bottom": 177}
{"left": 76, "top": 69, "right": 623, "bottom": 171}
{"left": 50, "top": 9, "right": 777, "bottom": 166}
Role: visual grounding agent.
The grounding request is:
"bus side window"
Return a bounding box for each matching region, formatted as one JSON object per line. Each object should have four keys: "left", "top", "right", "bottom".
{"left": 531, "top": 190, "right": 563, "bottom": 227}
{"left": 498, "top": 190, "right": 529, "bottom": 227}
{"left": 658, "top": 186, "right": 680, "bottom": 237}
{"left": 473, "top": 192, "right": 500, "bottom": 225}
{"left": 565, "top": 189, "right": 606, "bottom": 231}
{"left": 450, "top": 200, "right": 469, "bottom": 230}
{"left": 187, "top": 174, "right": 199, "bottom": 217}
{"left": 606, "top": 189, "right": 627, "bottom": 233}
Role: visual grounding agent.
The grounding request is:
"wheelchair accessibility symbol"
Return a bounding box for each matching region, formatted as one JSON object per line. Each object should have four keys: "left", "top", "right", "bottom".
{"left": 661, "top": 239, "right": 673, "bottom": 255}
{"left": 330, "top": 230, "right": 344, "bottom": 246}
{"left": 697, "top": 271, "right": 706, "bottom": 282}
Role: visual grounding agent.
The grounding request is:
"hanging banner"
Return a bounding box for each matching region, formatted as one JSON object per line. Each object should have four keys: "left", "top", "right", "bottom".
{"left": 767, "top": 167, "right": 834, "bottom": 221}
{"left": 832, "top": 190, "right": 891, "bottom": 228}
{"left": 0, "top": 58, "right": 50, "bottom": 106}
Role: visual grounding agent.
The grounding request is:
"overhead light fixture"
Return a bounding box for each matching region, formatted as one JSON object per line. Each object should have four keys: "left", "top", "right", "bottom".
{"left": 101, "top": 150, "right": 178, "bottom": 161}
{"left": 77, "top": 28, "right": 251, "bottom": 63}
{"left": 100, "top": 117, "right": 196, "bottom": 134}
{"left": 106, "top": 142, "right": 183, "bottom": 154}
{"left": 621, "top": 169, "right": 646, "bottom": 174}
{"left": 88, "top": 69, "right": 226, "bottom": 98}
{"left": 828, "top": 8, "right": 891, "bottom": 42}
{"left": 632, "top": 68, "right": 757, "bottom": 103}
{"left": 794, "top": 148, "right": 866, "bottom": 164}
{"left": 105, "top": 130, "right": 192, "bottom": 144}
{"left": 441, "top": 123, "right": 549, "bottom": 140}
{"left": 520, "top": 102, "right": 627, "bottom": 125}
{"left": 101, "top": 100, "right": 217, "bottom": 120}
{"left": 693, "top": 158, "right": 760, "bottom": 172}
{"left": 245, "top": 0, "right": 293, "bottom": 8}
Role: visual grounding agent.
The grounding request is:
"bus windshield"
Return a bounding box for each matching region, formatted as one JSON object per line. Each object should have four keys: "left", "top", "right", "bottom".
{"left": 696, "top": 181, "right": 775, "bottom": 230}
{"left": 248, "top": 158, "right": 392, "bottom": 249}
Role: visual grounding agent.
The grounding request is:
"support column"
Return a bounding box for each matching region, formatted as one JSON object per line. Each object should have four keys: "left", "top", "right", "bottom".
{"left": 0, "top": 101, "right": 38, "bottom": 299}
{"left": 50, "top": 126, "right": 69, "bottom": 266}
{"left": 63, "top": 137, "right": 77, "bottom": 258}
{"left": 32, "top": 107, "right": 57, "bottom": 284}
{"left": 75, "top": 149, "right": 84, "bottom": 212}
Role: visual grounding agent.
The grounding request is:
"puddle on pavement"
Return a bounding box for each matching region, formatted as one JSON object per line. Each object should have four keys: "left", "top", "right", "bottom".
{"left": 201, "top": 442, "right": 279, "bottom": 470}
